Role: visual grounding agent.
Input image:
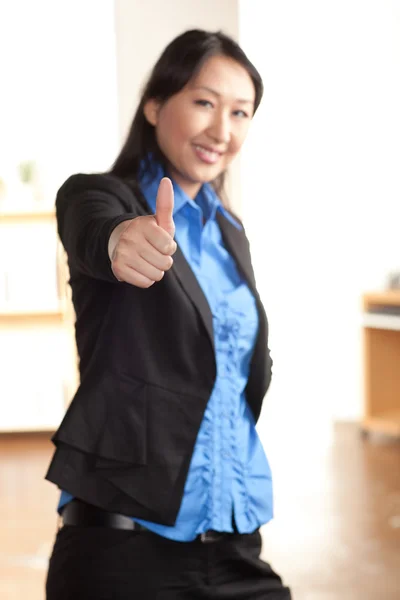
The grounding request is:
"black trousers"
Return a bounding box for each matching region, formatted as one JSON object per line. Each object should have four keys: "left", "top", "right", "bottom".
{"left": 46, "top": 525, "right": 291, "bottom": 599}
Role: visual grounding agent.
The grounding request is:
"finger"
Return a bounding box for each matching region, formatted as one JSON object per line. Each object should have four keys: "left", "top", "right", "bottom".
{"left": 155, "top": 177, "right": 175, "bottom": 237}
{"left": 138, "top": 244, "right": 174, "bottom": 271}
{"left": 145, "top": 219, "right": 177, "bottom": 255}
{"left": 111, "top": 263, "right": 154, "bottom": 288}
{"left": 126, "top": 256, "right": 165, "bottom": 282}
{"left": 120, "top": 268, "right": 155, "bottom": 288}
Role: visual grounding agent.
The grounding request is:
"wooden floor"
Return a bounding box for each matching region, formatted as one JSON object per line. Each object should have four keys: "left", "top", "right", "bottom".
{"left": 0, "top": 423, "right": 399, "bottom": 600}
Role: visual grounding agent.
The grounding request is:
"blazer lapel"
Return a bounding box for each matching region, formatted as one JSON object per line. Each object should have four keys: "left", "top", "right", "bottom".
{"left": 171, "top": 247, "right": 214, "bottom": 352}
{"left": 216, "top": 212, "right": 257, "bottom": 291}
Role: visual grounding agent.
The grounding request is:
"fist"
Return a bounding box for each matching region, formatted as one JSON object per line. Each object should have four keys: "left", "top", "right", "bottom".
{"left": 110, "top": 178, "right": 177, "bottom": 288}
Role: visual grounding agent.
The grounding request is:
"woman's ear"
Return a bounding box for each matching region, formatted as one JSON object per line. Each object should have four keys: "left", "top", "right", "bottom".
{"left": 143, "top": 99, "right": 160, "bottom": 127}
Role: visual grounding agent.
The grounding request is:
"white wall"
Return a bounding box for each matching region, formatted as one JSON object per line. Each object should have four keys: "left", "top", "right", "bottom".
{"left": 239, "top": 0, "right": 400, "bottom": 428}
{"left": 113, "top": 0, "right": 242, "bottom": 211}
{"left": 0, "top": 0, "right": 120, "bottom": 198}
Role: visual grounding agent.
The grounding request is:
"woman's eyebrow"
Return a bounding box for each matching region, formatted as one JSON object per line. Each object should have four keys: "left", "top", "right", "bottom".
{"left": 192, "top": 85, "right": 254, "bottom": 105}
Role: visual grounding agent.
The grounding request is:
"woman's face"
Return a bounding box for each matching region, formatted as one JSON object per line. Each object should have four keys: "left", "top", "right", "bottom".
{"left": 144, "top": 55, "right": 256, "bottom": 198}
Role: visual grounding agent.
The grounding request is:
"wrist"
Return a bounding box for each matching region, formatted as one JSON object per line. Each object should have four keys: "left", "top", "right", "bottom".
{"left": 108, "top": 219, "right": 132, "bottom": 261}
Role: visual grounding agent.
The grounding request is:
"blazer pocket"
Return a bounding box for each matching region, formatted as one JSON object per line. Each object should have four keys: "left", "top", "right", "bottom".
{"left": 53, "top": 370, "right": 147, "bottom": 467}
{"left": 95, "top": 372, "right": 148, "bottom": 466}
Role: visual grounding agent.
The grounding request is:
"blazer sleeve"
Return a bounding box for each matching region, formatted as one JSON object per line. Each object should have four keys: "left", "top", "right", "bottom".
{"left": 56, "top": 173, "right": 142, "bottom": 282}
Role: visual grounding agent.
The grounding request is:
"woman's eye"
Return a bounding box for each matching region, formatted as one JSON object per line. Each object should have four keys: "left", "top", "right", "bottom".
{"left": 195, "top": 99, "right": 213, "bottom": 108}
{"left": 233, "top": 109, "right": 249, "bottom": 119}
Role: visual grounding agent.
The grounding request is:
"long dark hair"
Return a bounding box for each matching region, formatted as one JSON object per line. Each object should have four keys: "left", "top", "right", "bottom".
{"left": 110, "top": 29, "right": 263, "bottom": 198}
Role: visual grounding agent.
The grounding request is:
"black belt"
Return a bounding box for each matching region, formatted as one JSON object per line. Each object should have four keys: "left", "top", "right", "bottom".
{"left": 61, "top": 499, "right": 230, "bottom": 543}
{"left": 61, "top": 499, "right": 145, "bottom": 531}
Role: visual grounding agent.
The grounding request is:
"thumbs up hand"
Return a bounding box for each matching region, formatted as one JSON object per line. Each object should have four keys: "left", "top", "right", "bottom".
{"left": 109, "top": 178, "right": 177, "bottom": 288}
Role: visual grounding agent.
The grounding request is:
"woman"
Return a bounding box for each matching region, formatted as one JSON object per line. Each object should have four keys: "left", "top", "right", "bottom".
{"left": 45, "top": 29, "right": 291, "bottom": 600}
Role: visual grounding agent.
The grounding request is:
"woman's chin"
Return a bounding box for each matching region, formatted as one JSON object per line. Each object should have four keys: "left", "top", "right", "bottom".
{"left": 185, "top": 163, "right": 223, "bottom": 184}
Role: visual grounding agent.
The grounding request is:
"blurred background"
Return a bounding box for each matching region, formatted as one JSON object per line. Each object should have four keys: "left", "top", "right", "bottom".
{"left": 0, "top": 1, "right": 399, "bottom": 599}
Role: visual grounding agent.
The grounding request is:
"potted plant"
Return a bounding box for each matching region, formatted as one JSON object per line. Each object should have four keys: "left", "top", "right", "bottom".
{"left": 17, "top": 160, "right": 41, "bottom": 207}
{"left": 18, "top": 160, "right": 36, "bottom": 185}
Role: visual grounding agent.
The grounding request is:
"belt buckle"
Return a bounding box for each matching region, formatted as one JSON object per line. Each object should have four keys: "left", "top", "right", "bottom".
{"left": 200, "top": 531, "right": 224, "bottom": 544}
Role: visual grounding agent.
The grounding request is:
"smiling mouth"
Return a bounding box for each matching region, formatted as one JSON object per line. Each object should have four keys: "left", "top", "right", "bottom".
{"left": 193, "top": 145, "right": 223, "bottom": 164}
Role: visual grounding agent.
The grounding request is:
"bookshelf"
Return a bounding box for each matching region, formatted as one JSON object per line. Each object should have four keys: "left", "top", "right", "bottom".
{"left": 362, "top": 291, "right": 400, "bottom": 437}
{"left": 0, "top": 208, "right": 77, "bottom": 433}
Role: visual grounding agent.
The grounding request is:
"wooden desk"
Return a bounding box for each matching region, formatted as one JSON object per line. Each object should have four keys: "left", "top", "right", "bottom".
{"left": 362, "top": 291, "right": 400, "bottom": 437}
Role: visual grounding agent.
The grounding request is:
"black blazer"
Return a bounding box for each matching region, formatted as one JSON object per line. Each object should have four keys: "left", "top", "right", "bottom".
{"left": 45, "top": 173, "right": 272, "bottom": 525}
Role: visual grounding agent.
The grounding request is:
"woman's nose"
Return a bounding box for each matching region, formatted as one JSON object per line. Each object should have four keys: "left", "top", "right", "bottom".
{"left": 208, "top": 111, "right": 231, "bottom": 144}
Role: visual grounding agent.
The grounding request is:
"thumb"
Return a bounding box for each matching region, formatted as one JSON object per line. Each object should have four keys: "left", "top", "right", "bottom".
{"left": 155, "top": 177, "right": 175, "bottom": 237}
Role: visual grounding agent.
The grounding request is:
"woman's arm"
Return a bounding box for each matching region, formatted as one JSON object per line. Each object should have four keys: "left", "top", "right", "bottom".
{"left": 57, "top": 173, "right": 176, "bottom": 286}
{"left": 56, "top": 173, "right": 139, "bottom": 282}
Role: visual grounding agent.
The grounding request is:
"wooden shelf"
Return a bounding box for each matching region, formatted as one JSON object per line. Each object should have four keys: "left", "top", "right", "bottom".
{"left": 0, "top": 308, "right": 66, "bottom": 324}
{"left": 362, "top": 291, "right": 400, "bottom": 439}
{"left": 0, "top": 424, "right": 58, "bottom": 434}
{"left": 363, "top": 290, "right": 400, "bottom": 311}
{"left": 0, "top": 210, "right": 55, "bottom": 222}
{"left": 362, "top": 411, "right": 400, "bottom": 437}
